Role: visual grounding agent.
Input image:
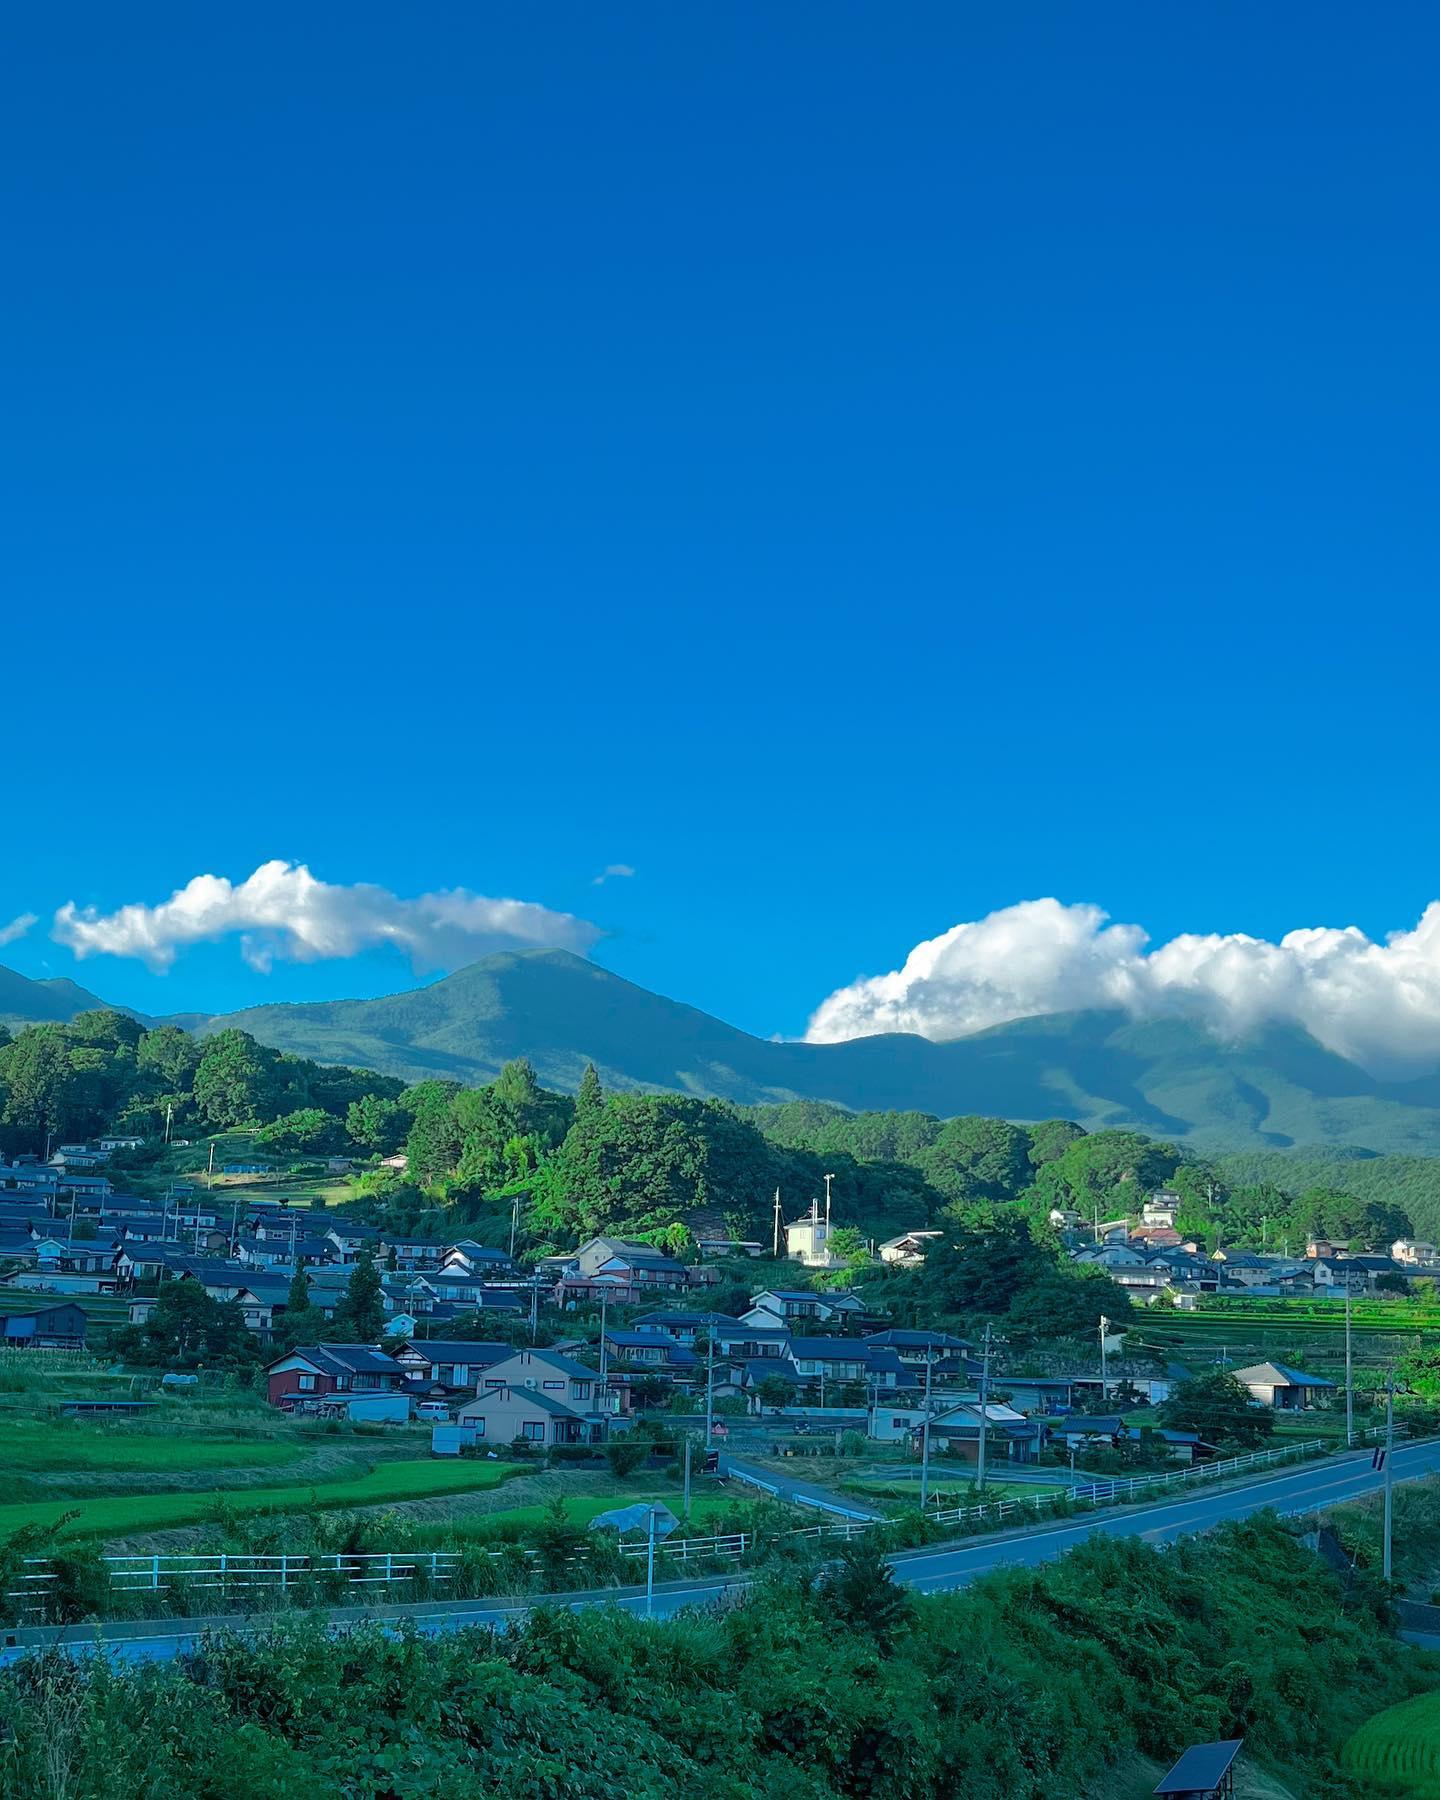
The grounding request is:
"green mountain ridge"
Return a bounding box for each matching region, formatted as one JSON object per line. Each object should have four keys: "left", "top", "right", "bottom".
{"left": 8, "top": 948, "right": 1440, "bottom": 1153}
{"left": 0, "top": 965, "right": 125, "bottom": 1030}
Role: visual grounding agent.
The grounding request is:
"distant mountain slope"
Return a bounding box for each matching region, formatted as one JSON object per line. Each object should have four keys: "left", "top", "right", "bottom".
{"left": 192, "top": 948, "right": 1440, "bottom": 1154}
{"left": 10, "top": 948, "right": 1440, "bottom": 1152}
{"left": 0, "top": 965, "right": 123, "bottom": 1030}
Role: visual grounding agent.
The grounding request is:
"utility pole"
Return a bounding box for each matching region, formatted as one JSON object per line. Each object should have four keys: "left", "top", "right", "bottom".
{"left": 509, "top": 1194, "right": 520, "bottom": 1261}
{"left": 772, "top": 1187, "right": 782, "bottom": 1259}
{"left": 207, "top": 1142, "right": 215, "bottom": 1190}
{"left": 682, "top": 1436, "right": 692, "bottom": 1522}
{"left": 919, "top": 1346, "right": 934, "bottom": 1510}
{"left": 645, "top": 1504, "right": 657, "bottom": 1618}
{"left": 1383, "top": 1372, "right": 1396, "bottom": 1583}
{"left": 1345, "top": 1282, "right": 1355, "bottom": 1448}
{"left": 977, "top": 1323, "right": 995, "bottom": 1495}
{"left": 823, "top": 1173, "right": 833, "bottom": 1233}
{"left": 704, "top": 1329, "right": 716, "bottom": 1444}
{"left": 1098, "top": 1314, "right": 1110, "bottom": 1400}
{"left": 529, "top": 1277, "right": 539, "bottom": 1343}
{"left": 599, "top": 1289, "right": 610, "bottom": 1386}
{"left": 164, "top": 1104, "right": 173, "bottom": 1146}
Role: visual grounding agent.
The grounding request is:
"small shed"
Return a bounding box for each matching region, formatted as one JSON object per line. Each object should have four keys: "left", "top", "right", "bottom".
{"left": 338, "top": 1393, "right": 409, "bottom": 1424}
{"left": 1154, "top": 1738, "right": 1244, "bottom": 1798}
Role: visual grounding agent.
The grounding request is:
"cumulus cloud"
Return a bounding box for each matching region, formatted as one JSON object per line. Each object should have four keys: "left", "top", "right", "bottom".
{"left": 592, "top": 864, "right": 636, "bottom": 886}
{"left": 0, "top": 913, "right": 37, "bottom": 948}
{"left": 804, "top": 897, "right": 1440, "bottom": 1078}
{"left": 52, "top": 861, "right": 602, "bottom": 975}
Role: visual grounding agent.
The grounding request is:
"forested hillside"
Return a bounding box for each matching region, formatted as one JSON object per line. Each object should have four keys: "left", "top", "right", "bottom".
{"left": 12, "top": 949, "right": 1440, "bottom": 1153}
{"left": 0, "top": 1009, "right": 1421, "bottom": 1264}
{"left": 0, "top": 1011, "right": 402, "bottom": 1160}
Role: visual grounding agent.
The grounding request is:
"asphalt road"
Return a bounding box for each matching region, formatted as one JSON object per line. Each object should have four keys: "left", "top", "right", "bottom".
{"left": 7, "top": 1438, "right": 1437, "bottom": 1666}
{"left": 717, "top": 1451, "right": 886, "bottom": 1521}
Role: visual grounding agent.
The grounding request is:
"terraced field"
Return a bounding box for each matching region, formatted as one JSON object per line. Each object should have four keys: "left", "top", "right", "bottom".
{"left": 1344, "top": 1688, "right": 1440, "bottom": 1795}
{"left": 1, "top": 1421, "right": 304, "bottom": 1475}
{"left": 0, "top": 1456, "right": 529, "bottom": 1541}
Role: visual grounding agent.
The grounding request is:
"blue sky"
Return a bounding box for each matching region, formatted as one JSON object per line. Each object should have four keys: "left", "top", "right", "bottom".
{"left": 5, "top": 3, "right": 1440, "bottom": 1046}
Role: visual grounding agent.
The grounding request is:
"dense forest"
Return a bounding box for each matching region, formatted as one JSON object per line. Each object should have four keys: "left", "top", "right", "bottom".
{"left": 0, "top": 1516, "right": 1423, "bottom": 1798}
{"left": 0, "top": 1013, "right": 1421, "bottom": 1267}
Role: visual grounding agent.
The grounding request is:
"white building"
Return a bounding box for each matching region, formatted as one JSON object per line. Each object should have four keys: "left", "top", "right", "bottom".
{"left": 786, "top": 1201, "right": 842, "bottom": 1269}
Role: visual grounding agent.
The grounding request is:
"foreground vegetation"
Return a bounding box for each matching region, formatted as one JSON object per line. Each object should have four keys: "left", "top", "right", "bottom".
{"left": 0, "top": 1515, "right": 1430, "bottom": 1798}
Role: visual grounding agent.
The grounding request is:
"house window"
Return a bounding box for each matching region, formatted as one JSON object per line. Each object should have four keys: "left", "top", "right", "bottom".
{"left": 542, "top": 1380, "right": 565, "bottom": 1391}
{"left": 298, "top": 1375, "right": 316, "bottom": 1391}
{"left": 573, "top": 1381, "right": 591, "bottom": 1399}
{"left": 522, "top": 1421, "right": 545, "bottom": 1442}
{"left": 470, "top": 1418, "right": 485, "bottom": 1437}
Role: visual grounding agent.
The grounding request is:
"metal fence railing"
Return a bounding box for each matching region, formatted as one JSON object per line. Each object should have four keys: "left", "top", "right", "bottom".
{"left": 5, "top": 1529, "right": 756, "bottom": 1614}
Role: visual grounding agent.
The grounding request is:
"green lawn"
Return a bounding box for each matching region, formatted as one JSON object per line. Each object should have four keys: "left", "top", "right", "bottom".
{"left": 3, "top": 1422, "right": 304, "bottom": 1475}
{"left": 1344, "top": 1689, "right": 1440, "bottom": 1796}
{"left": 0, "top": 1457, "right": 529, "bottom": 1542}
{"left": 455, "top": 1488, "right": 749, "bottom": 1535}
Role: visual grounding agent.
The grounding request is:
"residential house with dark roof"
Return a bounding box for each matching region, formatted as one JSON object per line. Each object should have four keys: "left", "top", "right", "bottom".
{"left": 265, "top": 1344, "right": 405, "bottom": 1407}
{"left": 393, "top": 1339, "right": 514, "bottom": 1390}
{"left": 0, "top": 1297, "right": 87, "bottom": 1348}
{"left": 1232, "top": 1362, "right": 1335, "bottom": 1410}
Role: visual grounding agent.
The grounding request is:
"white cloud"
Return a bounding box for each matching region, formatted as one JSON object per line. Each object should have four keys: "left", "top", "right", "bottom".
{"left": 804, "top": 897, "right": 1440, "bottom": 1077}
{"left": 592, "top": 863, "right": 636, "bottom": 886}
{"left": 0, "top": 912, "right": 37, "bottom": 948}
{"left": 52, "top": 861, "right": 602, "bottom": 975}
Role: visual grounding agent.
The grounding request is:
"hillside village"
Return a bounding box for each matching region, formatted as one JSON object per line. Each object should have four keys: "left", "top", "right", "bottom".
{"left": 1, "top": 1133, "right": 1429, "bottom": 1480}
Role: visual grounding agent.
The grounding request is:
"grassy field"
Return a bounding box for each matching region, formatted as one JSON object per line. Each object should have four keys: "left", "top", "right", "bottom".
{"left": 0, "top": 1456, "right": 529, "bottom": 1542}
{"left": 838, "top": 1470, "right": 1032, "bottom": 1505}
{"left": 455, "top": 1488, "right": 745, "bottom": 1535}
{"left": 1343, "top": 1689, "right": 1440, "bottom": 1796}
{"left": 0, "top": 1421, "right": 306, "bottom": 1475}
{"left": 127, "top": 1130, "right": 356, "bottom": 1211}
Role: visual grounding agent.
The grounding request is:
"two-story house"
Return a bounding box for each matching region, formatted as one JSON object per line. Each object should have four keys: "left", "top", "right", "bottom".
{"left": 456, "top": 1348, "right": 613, "bottom": 1446}
{"left": 265, "top": 1344, "right": 404, "bottom": 1407}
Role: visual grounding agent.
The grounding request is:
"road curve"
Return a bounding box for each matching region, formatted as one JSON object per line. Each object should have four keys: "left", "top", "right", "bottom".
{"left": 5, "top": 1439, "right": 1435, "bottom": 1666}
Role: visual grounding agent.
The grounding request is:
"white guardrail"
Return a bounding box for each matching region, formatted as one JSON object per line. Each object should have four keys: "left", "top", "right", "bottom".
{"left": 5, "top": 1532, "right": 756, "bottom": 1613}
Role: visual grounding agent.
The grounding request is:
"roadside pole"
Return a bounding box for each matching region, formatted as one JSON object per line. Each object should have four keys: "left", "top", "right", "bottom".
{"left": 1383, "top": 1372, "right": 1396, "bottom": 1582}
{"left": 682, "top": 1437, "right": 692, "bottom": 1522}
{"left": 976, "top": 1323, "right": 993, "bottom": 1495}
{"left": 1345, "top": 1283, "right": 1354, "bottom": 1449}
{"left": 919, "top": 1348, "right": 934, "bottom": 1510}
{"left": 599, "top": 1290, "right": 610, "bottom": 1382}
{"left": 704, "top": 1330, "right": 715, "bottom": 1446}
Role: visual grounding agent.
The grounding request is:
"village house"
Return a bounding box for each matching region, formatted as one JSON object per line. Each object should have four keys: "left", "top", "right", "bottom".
{"left": 877, "top": 1230, "right": 944, "bottom": 1266}
{"left": 742, "top": 1288, "right": 865, "bottom": 1328}
{"left": 0, "top": 1297, "right": 88, "bottom": 1349}
{"left": 457, "top": 1346, "right": 614, "bottom": 1446}
{"left": 265, "top": 1344, "right": 405, "bottom": 1407}
{"left": 785, "top": 1200, "right": 844, "bottom": 1269}
{"left": 392, "top": 1339, "right": 513, "bottom": 1391}
{"left": 1231, "top": 1361, "right": 1335, "bottom": 1411}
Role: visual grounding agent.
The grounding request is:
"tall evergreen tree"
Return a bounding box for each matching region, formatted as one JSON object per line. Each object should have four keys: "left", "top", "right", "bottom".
{"left": 576, "top": 1063, "right": 604, "bottom": 1116}
{"left": 333, "top": 1258, "right": 384, "bottom": 1343}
